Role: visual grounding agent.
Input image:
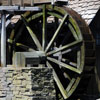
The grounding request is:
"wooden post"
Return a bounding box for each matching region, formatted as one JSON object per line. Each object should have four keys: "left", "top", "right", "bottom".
{"left": 51, "top": 0, "right": 54, "bottom": 5}
{"left": 1, "top": 13, "right": 6, "bottom": 67}
{"left": 8, "top": 0, "right": 12, "bottom": 5}
{"left": 31, "top": 0, "right": 34, "bottom": 6}
{"left": 21, "top": 0, "right": 24, "bottom": 6}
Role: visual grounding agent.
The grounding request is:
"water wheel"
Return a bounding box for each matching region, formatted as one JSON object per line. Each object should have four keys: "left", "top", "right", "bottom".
{"left": 6, "top": 4, "right": 95, "bottom": 100}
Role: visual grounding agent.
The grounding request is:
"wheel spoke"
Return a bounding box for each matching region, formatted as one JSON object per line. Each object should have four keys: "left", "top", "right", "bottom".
{"left": 27, "top": 12, "right": 43, "bottom": 22}
{"left": 47, "top": 57, "right": 81, "bottom": 74}
{"left": 16, "top": 43, "right": 35, "bottom": 51}
{"left": 66, "top": 78, "right": 76, "bottom": 92}
{"left": 15, "top": 24, "right": 24, "bottom": 42}
{"left": 15, "top": 13, "right": 43, "bottom": 42}
{"left": 77, "top": 51, "right": 81, "bottom": 69}
{"left": 62, "top": 58, "right": 77, "bottom": 67}
{"left": 46, "top": 61, "right": 68, "bottom": 99}
{"left": 68, "top": 23, "right": 78, "bottom": 40}
{"left": 7, "top": 39, "right": 35, "bottom": 51}
{"left": 62, "top": 49, "right": 72, "bottom": 55}
{"left": 21, "top": 15, "right": 42, "bottom": 51}
{"left": 10, "top": 29, "right": 15, "bottom": 40}
{"left": 47, "top": 40, "right": 82, "bottom": 56}
{"left": 45, "top": 14, "right": 69, "bottom": 53}
{"left": 67, "top": 77, "right": 80, "bottom": 97}
{"left": 42, "top": 5, "right": 46, "bottom": 50}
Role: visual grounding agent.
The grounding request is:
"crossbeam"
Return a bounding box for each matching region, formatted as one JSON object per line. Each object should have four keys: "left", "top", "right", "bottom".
{"left": 0, "top": 6, "right": 41, "bottom": 13}
{"left": 0, "top": 0, "right": 68, "bottom": 6}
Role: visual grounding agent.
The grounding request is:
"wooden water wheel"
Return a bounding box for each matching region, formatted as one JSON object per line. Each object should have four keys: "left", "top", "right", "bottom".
{"left": 6, "top": 4, "right": 95, "bottom": 100}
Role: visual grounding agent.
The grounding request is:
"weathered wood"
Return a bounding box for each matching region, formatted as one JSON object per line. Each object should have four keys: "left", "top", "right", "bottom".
{"left": 2, "top": 4, "right": 95, "bottom": 100}
{"left": 0, "top": 0, "right": 51, "bottom": 6}
{"left": 21, "top": 15, "right": 42, "bottom": 50}
{"left": 8, "top": 0, "right": 12, "bottom": 5}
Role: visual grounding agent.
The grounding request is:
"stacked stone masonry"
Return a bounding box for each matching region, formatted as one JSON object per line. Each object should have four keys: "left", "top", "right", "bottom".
{"left": 68, "top": 0, "right": 100, "bottom": 24}
{"left": 0, "top": 67, "right": 56, "bottom": 100}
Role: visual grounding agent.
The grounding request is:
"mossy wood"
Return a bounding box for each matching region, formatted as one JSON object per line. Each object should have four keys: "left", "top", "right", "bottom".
{"left": 5, "top": 4, "right": 96, "bottom": 100}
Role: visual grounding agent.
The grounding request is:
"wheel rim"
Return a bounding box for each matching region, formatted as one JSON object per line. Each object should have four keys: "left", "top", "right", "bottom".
{"left": 7, "top": 4, "right": 85, "bottom": 99}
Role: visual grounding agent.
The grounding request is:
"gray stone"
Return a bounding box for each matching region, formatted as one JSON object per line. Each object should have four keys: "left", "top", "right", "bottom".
{"left": 0, "top": 67, "right": 55, "bottom": 100}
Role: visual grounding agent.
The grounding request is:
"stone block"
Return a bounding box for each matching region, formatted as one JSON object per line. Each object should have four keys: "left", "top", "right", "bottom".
{"left": 21, "top": 91, "right": 33, "bottom": 96}
{"left": 6, "top": 95, "right": 12, "bottom": 100}
{"left": 0, "top": 98, "right": 6, "bottom": 100}
{"left": 15, "top": 94, "right": 22, "bottom": 98}
{"left": 0, "top": 73, "right": 5, "bottom": 78}
{"left": 21, "top": 80, "right": 27, "bottom": 86}
{"left": 16, "top": 76, "right": 25, "bottom": 80}
{"left": 13, "top": 80, "right": 22, "bottom": 85}
{"left": 0, "top": 67, "right": 55, "bottom": 100}
{"left": 10, "top": 86, "right": 16, "bottom": 91}
{"left": 13, "top": 91, "right": 19, "bottom": 95}
{"left": 12, "top": 97, "right": 16, "bottom": 100}
{"left": 15, "top": 86, "right": 20, "bottom": 91}
{"left": 26, "top": 85, "right": 32, "bottom": 89}
{"left": 16, "top": 98, "right": 23, "bottom": 100}
{"left": 0, "top": 93, "right": 6, "bottom": 97}
{"left": 20, "top": 87, "right": 26, "bottom": 92}
{"left": 6, "top": 73, "right": 13, "bottom": 78}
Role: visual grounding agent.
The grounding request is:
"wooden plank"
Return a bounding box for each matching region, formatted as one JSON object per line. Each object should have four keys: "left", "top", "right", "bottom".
{"left": 0, "top": 0, "right": 51, "bottom": 6}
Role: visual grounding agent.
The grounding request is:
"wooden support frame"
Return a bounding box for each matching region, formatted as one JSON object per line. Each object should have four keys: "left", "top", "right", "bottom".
{"left": 1, "top": 13, "right": 6, "bottom": 67}
{"left": 0, "top": 0, "right": 68, "bottom": 6}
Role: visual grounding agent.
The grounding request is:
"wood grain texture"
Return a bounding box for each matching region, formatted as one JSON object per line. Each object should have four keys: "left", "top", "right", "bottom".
{"left": 0, "top": 0, "right": 51, "bottom": 6}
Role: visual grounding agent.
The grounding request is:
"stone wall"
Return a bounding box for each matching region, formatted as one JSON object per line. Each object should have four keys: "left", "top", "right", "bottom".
{"left": 68, "top": 0, "right": 100, "bottom": 24}
{"left": 0, "top": 67, "right": 56, "bottom": 100}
